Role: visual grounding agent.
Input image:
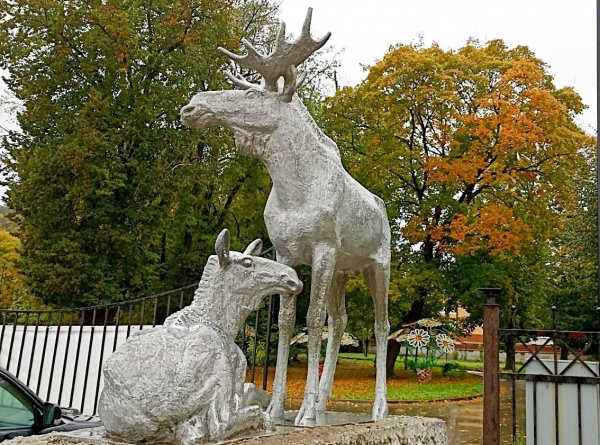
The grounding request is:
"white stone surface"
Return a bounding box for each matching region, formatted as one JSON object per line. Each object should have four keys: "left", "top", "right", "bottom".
{"left": 4, "top": 415, "right": 448, "bottom": 445}
{"left": 181, "top": 8, "right": 391, "bottom": 427}
{"left": 235, "top": 415, "right": 449, "bottom": 445}
{"left": 97, "top": 229, "right": 302, "bottom": 444}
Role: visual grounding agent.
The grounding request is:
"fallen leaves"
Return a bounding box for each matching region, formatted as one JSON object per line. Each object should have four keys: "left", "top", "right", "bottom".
{"left": 246, "top": 359, "right": 482, "bottom": 402}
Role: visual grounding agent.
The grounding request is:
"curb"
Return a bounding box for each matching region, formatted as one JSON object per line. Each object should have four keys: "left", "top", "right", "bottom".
{"left": 285, "top": 393, "right": 483, "bottom": 405}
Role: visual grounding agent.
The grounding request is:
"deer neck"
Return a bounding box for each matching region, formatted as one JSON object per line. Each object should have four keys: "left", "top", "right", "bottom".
{"left": 264, "top": 133, "right": 340, "bottom": 206}
{"left": 233, "top": 98, "right": 341, "bottom": 205}
{"left": 192, "top": 281, "right": 248, "bottom": 339}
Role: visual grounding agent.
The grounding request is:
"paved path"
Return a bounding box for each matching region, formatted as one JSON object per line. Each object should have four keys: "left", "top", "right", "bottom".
{"left": 287, "top": 382, "right": 524, "bottom": 445}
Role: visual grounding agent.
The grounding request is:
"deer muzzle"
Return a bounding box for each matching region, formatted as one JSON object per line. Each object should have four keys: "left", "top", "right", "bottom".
{"left": 180, "top": 103, "right": 211, "bottom": 128}
{"left": 285, "top": 276, "right": 303, "bottom": 294}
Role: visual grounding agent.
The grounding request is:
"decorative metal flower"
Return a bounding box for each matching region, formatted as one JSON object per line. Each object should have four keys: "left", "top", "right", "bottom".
{"left": 435, "top": 333, "right": 456, "bottom": 353}
{"left": 407, "top": 328, "right": 430, "bottom": 348}
{"left": 340, "top": 332, "right": 359, "bottom": 347}
{"left": 388, "top": 328, "right": 409, "bottom": 342}
{"left": 290, "top": 327, "right": 359, "bottom": 347}
{"left": 417, "top": 318, "right": 442, "bottom": 328}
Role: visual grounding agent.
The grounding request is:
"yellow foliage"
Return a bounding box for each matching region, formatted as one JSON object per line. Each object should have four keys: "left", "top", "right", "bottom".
{"left": 0, "top": 229, "right": 26, "bottom": 307}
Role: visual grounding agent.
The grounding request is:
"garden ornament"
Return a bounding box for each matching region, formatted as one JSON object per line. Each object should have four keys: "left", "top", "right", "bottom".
{"left": 181, "top": 8, "right": 391, "bottom": 426}
{"left": 98, "top": 229, "right": 302, "bottom": 444}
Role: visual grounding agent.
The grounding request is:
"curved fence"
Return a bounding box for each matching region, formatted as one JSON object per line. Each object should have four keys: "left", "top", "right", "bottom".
{"left": 0, "top": 281, "right": 276, "bottom": 415}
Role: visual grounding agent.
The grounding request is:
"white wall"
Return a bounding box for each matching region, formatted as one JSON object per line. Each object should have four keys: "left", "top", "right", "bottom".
{"left": 0, "top": 325, "right": 153, "bottom": 414}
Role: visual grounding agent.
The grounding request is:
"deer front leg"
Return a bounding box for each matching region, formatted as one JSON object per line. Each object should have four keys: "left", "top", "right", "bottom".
{"left": 316, "top": 271, "right": 348, "bottom": 413}
{"left": 295, "top": 244, "right": 336, "bottom": 426}
{"left": 233, "top": 345, "right": 247, "bottom": 410}
{"left": 266, "top": 267, "right": 298, "bottom": 421}
{"left": 364, "top": 262, "right": 390, "bottom": 421}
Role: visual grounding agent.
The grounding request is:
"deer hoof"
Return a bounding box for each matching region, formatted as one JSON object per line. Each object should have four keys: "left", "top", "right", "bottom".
{"left": 371, "top": 396, "right": 388, "bottom": 421}
{"left": 266, "top": 399, "right": 285, "bottom": 422}
{"left": 295, "top": 396, "right": 317, "bottom": 426}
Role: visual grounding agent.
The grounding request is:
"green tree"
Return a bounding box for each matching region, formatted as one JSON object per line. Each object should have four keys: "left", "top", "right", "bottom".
{"left": 549, "top": 152, "right": 599, "bottom": 333}
{"left": 0, "top": 0, "right": 341, "bottom": 308}
{"left": 0, "top": 227, "right": 26, "bottom": 307}
{"left": 0, "top": 0, "right": 276, "bottom": 307}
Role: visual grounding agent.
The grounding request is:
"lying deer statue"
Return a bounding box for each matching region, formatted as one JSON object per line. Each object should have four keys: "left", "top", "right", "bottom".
{"left": 98, "top": 229, "right": 302, "bottom": 444}
{"left": 181, "top": 9, "right": 391, "bottom": 426}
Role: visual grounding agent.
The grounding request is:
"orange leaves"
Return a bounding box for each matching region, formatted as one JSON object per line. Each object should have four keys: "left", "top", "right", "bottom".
{"left": 246, "top": 360, "right": 481, "bottom": 402}
{"left": 448, "top": 205, "right": 532, "bottom": 257}
{"left": 426, "top": 155, "right": 488, "bottom": 186}
{"left": 402, "top": 204, "right": 532, "bottom": 258}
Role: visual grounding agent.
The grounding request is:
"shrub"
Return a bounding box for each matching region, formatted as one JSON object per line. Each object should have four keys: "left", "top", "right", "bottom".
{"left": 442, "top": 362, "right": 466, "bottom": 378}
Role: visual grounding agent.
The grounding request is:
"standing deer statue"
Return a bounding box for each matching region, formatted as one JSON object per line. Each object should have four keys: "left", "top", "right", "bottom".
{"left": 180, "top": 9, "right": 391, "bottom": 426}
{"left": 99, "top": 229, "right": 303, "bottom": 444}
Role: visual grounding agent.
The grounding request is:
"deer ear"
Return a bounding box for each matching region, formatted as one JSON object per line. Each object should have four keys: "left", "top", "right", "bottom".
{"left": 215, "top": 229, "right": 231, "bottom": 268}
{"left": 243, "top": 239, "right": 263, "bottom": 256}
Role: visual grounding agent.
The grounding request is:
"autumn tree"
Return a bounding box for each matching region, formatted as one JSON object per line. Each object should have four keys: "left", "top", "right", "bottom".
{"left": 322, "top": 40, "right": 594, "bottom": 371}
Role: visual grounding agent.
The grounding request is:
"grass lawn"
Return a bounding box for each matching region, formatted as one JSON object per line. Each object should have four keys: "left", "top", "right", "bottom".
{"left": 338, "top": 352, "right": 485, "bottom": 371}
{"left": 247, "top": 355, "right": 483, "bottom": 402}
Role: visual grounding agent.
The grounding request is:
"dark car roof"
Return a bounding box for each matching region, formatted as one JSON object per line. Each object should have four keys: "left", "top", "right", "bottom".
{"left": 0, "top": 366, "right": 45, "bottom": 411}
{"left": 0, "top": 366, "right": 102, "bottom": 438}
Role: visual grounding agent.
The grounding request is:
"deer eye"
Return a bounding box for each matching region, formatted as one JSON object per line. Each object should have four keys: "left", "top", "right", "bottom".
{"left": 244, "top": 89, "right": 260, "bottom": 99}
{"left": 241, "top": 258, "right": 253, "bottom": 268}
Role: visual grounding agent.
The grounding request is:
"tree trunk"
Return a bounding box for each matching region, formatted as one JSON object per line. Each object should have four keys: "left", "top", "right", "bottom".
{"left": 386, "top": 339, "right": 401, "bottom": 377}
{"left": 560, "top": 344, "right": 569, "bottom": 360}
{"left": 503, "top": 337, "right": 515, "bottom": 370}
{"left": 403, "top": 298, "right": 425, "bottom": 325}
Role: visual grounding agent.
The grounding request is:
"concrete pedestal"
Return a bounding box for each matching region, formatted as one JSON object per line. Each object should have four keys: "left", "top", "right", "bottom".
{"left": 5, "top": 413, "right": 448, "bottom": 445}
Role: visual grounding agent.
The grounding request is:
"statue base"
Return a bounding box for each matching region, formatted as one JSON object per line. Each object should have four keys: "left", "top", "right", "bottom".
{"left": 5, "top": 412, "right": 448, "bottom": 445}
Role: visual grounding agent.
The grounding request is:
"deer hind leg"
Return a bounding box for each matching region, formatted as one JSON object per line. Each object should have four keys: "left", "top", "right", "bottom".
{"left": 266, "top": 264, "right": 299, "bottom": 421}
{"left": 364, "top": 261, "right": 390, "bottom": 421}
{"left": 316, "top": 271, "right": 348, "bottom": 414}
{"left": 216, "top": 406, "right": 265, "bottom": 442}
{"left": 295, "top": 244, "right": 337, "bottom": 426}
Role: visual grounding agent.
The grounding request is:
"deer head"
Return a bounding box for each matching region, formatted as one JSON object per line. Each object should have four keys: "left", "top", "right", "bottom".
{"left": 180, "top": 8, "right": 330, "bottom": 132}
{"left": 214, "top": 229, "right": 302, "bottom": 312}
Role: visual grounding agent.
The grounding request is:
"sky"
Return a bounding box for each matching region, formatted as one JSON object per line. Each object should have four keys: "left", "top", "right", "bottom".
{"left": 0, "top": 1, "right": 596, "bottom": 146}
{"left": 278, "top": 0, "right": 597, "bottom": 133}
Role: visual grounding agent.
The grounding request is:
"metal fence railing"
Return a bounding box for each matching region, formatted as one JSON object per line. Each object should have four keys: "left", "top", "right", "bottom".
{"left": 482, "top": 290, "right": 600, "bottom": 445}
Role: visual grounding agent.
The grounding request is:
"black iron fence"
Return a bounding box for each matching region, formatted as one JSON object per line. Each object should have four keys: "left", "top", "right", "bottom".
{"left": 0, "top": 280, "right": 276, "bottom": 415}
{"left": 483, "top": 292, "right": 600, "bottom": 445}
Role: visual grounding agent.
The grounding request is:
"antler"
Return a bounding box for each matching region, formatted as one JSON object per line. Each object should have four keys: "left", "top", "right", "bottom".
{"left": 219, "top": 8, "right": 331, "bottom": 102}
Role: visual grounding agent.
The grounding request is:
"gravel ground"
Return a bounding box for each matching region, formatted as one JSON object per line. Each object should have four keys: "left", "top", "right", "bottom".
{"left": 5, "top": 434, "right": 92, "bottom": 445}
{"left": 4, "top": 431, "right": 125, "bottom": 445}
